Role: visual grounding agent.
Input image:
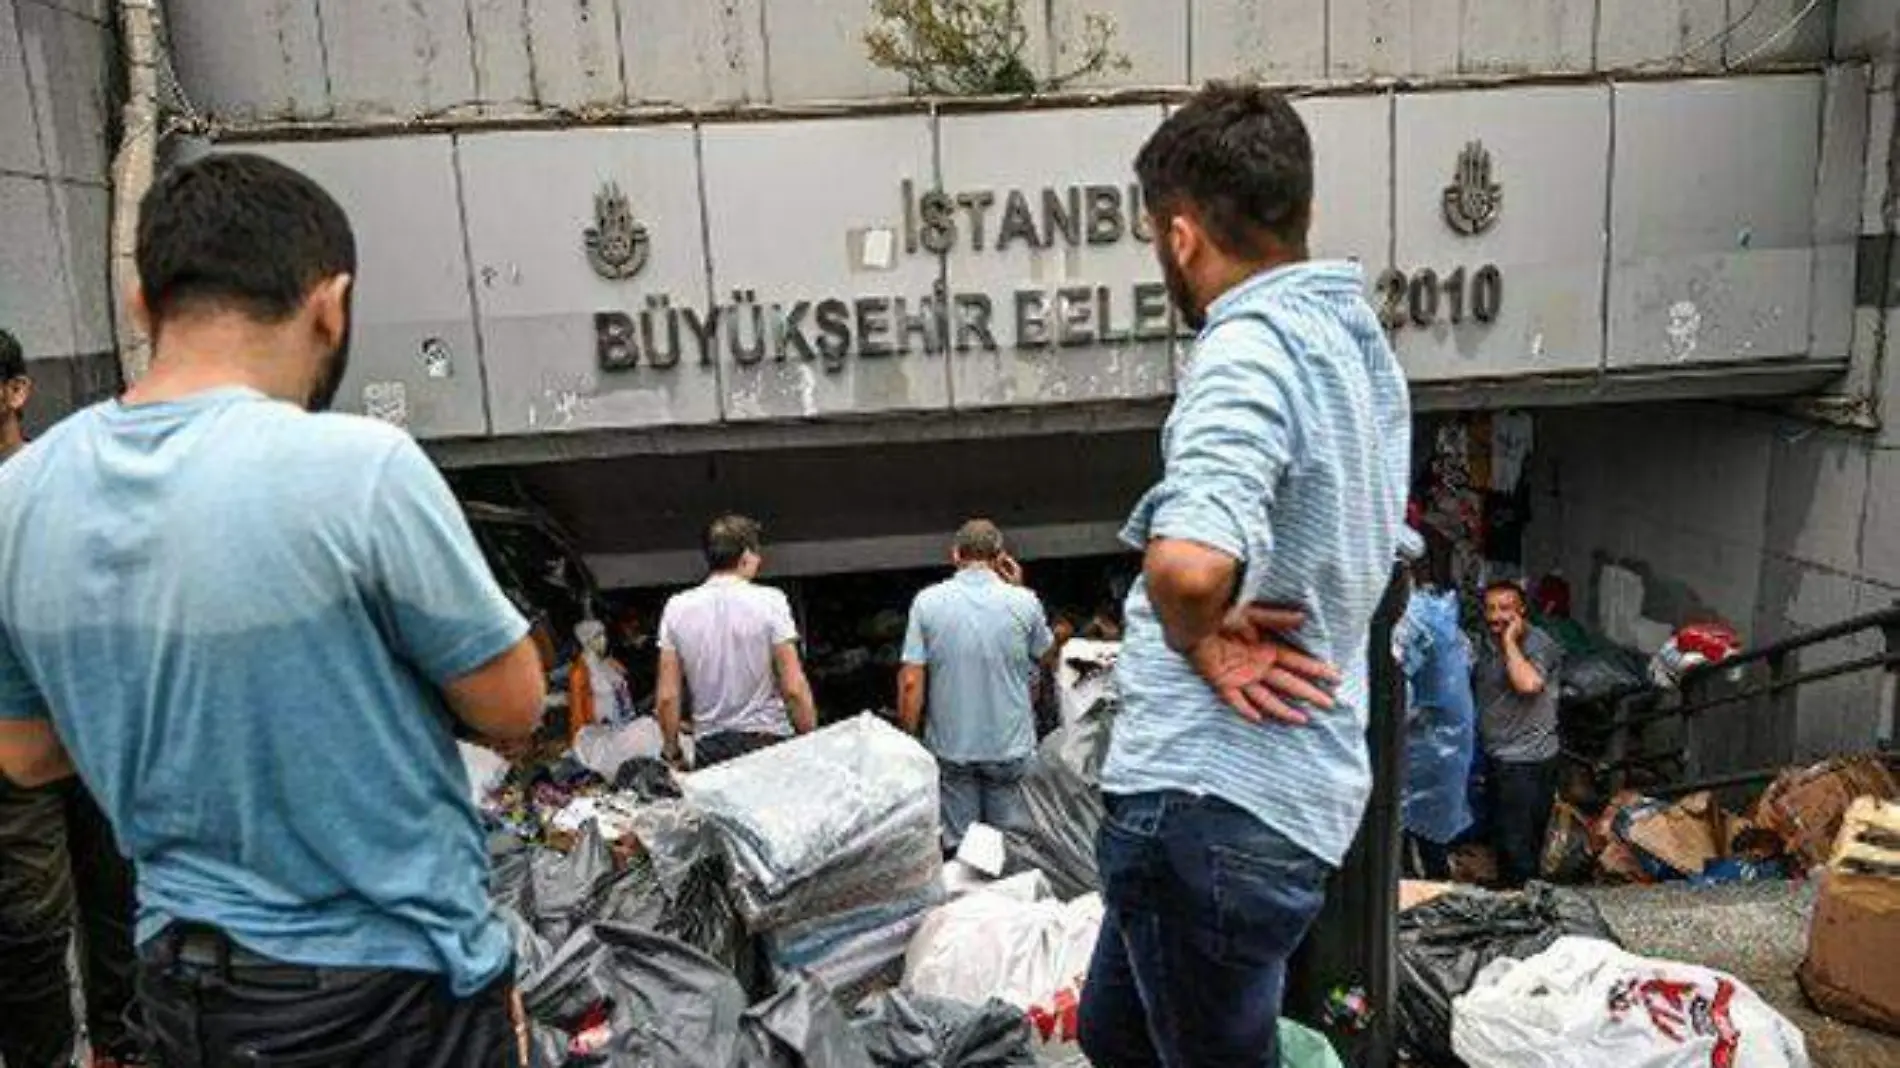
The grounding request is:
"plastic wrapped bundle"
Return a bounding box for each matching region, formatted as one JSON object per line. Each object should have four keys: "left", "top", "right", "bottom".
{"left": 765, "top": 886, "right": 945, "bottom": 1005}
{"left": 681, "top": 714, "right": 942, "bottom": 930}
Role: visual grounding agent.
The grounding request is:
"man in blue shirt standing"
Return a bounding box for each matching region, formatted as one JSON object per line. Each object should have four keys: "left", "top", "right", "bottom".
{"left": 898, "top": 520, "right": 1054, "bottom": 854}
{"left": 0, "top": 154, "right": 546, "bottom": 1065}
{"left": 1078, "top": 85, "right": 1412, "bottom": 1068}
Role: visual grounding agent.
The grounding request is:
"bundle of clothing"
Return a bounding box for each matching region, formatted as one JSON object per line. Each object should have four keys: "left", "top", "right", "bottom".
{"left": 681, "top": 715, "right": 944, "bottom": 1002}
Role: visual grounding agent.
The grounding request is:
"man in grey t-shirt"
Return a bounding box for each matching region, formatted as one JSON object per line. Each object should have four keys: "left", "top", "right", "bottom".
{"left": 1472, "top": 580, "right": 1565, "bottom": 887}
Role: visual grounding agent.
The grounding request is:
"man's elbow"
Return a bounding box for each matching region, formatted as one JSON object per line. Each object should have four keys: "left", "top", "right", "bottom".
{"left": 1145, "top": 540, "right": 1236, "bottom": 608}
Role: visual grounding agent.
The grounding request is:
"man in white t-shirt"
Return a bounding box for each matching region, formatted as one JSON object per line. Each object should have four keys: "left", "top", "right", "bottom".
{"left": 656, "top": 515, "right": 818, "bottom": 768}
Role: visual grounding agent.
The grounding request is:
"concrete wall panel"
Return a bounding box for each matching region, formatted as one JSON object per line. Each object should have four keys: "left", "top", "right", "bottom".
{"left": 1048, "top": 0, "right": 1186, "bottom": 88}
{"left": 1190, "top": 0, "right": 1327, "bottom": 84}
{"left": 0, "top": 174, "right": 75, "bottom": 356}
{"left": 939, "top": 107, "right": 1172, "bottom": 409}
{"left": 1813, "top": 66, "right": 1870, "bottom": 361}
{"left": 1837, "top": 0, "right": 1900, "bottom": 60}
{"left": 48, "top": 178, "right": 110, "bottom": 353}
{"left": 622, "top": 0, "right": 766, "bottom": 105}
{"left": 318, "top": 0, "right": 478, "bottom": 120}
{"left": 1608, "top": 76, "right": 1822, "bottom": 368}
{"left": 700, "top": 117, "right": 945, "bottom": 419}
{"left": 763, "top": 0, "right": 903, "bottom": 100}
{"left": 467, "top": 0, "right": 538, "bottom": 112}
{"left": 1858, "top": 448, "right": 1900, "bottom": 588}
{"left": 1596, "top": 0, "right": 1728, "bottom": 72}
{"left": 1297, "top": 93, "right": 1392, "bottom": 267}
{"left": 1724, "top": 0, "right": 1833, "bottom": 67}
{"left": 1763, "top": 431, "right": 1872, "bottom": 576}
{"left": 36, "top": 0, "right": 108, "bottom": 22}
{"left": 1394, "top": 86, "right": 1609, "bottom": 380}
{"left": 1457, "top": 0, "right": 1594, "bottom": 75}
{"left": 167, "top": 0, "right": 332, "bottom": 122}
{"left": 0, "top": 0, "right": 42, "bottom": 174}
{"left": 245, "top": 138, "right": 488, "bottom": 438}
{"left": 1328, "top": 0, "right": 1462, "bottom": 81}
{"left": 460, "top": 127, "right": 715, "bottom": 434}
{"left": 16, "top": 0, "right": 111, "bottom": 183}
{"left": 525, "top": 0, "right": 626, "bottom": 109}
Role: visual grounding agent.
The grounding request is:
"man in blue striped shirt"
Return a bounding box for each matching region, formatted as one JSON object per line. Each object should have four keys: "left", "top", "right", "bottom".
{"left": 1078, "top": 85, "right": 1412, "bottom": 1068}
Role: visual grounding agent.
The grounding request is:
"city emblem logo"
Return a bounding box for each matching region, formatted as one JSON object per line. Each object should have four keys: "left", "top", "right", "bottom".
{"left": 584, "top": 182, "right": 650, "bottom": 280}
{"left": 1442, "top": 141, "right": 1502, "bottom": 237}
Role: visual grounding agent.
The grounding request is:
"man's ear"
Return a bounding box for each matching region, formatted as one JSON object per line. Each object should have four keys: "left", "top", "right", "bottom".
{"left": 310, "top": 273, "right": 353, "bottom": 350}
{"left": 126, "top": 281, "right": 155, "bottom": 340}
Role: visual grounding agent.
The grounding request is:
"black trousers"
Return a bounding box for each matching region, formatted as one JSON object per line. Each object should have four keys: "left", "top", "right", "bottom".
{"left": 137, "top": 924, "right": 520, "bottom": 1068}
{"left": 1488, "top": 757, "right": 1559, "bottom": 888}
{"left": 0, "top": 776, "right": 140, "bottom": 1067}
{"left": 693, "top": 731, "right": 784, "bottom": 769}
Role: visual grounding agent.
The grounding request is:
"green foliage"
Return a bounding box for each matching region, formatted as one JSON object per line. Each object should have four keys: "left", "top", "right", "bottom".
{"left": 865, "top": 0, "right": 1131, "bottom": 96}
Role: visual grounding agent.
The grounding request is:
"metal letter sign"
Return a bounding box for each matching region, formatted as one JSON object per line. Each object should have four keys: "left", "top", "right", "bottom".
{"left": 584, "top": 182, "right": 650, "bottom": 280}
{"left": 1442, "top": 141, "right": 1501, "bottom": 237}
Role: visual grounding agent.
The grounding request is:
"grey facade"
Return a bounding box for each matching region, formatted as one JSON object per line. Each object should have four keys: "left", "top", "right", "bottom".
{"left": 0, "top": 0, "right": 119, "bottom": 432}
{"left": 7, "top": 0, "right": 1900, "bottom": 768}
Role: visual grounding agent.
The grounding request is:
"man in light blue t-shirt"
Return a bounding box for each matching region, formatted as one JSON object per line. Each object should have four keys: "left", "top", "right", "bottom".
{"left": 898, "top": 520, "right": 1054, "bottom": 853}
{"left": 0, "top": 154, "right": 546, "bottom": 1065}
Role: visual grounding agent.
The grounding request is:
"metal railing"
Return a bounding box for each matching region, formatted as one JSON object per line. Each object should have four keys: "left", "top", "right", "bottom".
{"left": 1570, "top": 603, "right": 1900, "bottom": 798}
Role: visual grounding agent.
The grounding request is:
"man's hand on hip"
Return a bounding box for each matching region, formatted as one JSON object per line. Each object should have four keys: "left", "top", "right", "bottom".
{"left": 1187, "top": 605, "right": 1340, "bottom": 726}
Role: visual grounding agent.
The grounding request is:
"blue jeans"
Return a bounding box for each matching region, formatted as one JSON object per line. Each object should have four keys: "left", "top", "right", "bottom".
{"left": 1079, "top": 791, "right": 1332, "bottom": 1068}
{"left": 938, "top": 757, "right": 1031, "bottom": 853}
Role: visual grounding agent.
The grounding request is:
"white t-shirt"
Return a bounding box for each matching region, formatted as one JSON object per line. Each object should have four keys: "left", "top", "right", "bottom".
{"left": 658, "top": 575, "right": 798, "bottom": 738}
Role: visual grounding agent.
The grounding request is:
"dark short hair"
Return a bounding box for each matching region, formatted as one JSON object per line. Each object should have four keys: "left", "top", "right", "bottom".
{"left": 953, "top": 519, "right": 1005, "bottom": 562}
{"left": 0, "top": 328, "right": 23, "bottom": 382}
{"left": 704, "top": 514, "right": 763, "bottom": 572}
{"left": 1483, "top": 580, "right": 1528, "bottom": 609}
{"left": 1135, "top": 82, "right": 1313, "bottom": 258}
{"left": 137, "top": 153, "right": 356, "bottom": 327}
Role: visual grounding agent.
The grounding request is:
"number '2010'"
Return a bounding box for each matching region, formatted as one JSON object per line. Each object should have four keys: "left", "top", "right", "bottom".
{"left": 1375, "top": 265, "right": 1502, "bottom": 330}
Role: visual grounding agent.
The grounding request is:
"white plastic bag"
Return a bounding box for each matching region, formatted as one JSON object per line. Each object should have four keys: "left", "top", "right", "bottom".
{"left": 573, "top": 718, "right": 667, "bottom": 780}
{"left": 457, "top": 741, "right": 509, "bottom": 808}
{"left": 903, "top": 880, "right": 1103, "bottom": 1067}
{"left": 1452, "top": 936, "right": 1809, "bottom": 1068}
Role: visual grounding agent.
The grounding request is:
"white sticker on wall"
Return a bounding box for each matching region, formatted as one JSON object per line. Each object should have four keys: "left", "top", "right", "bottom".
{"left": 363, "top": 381, "right": 409, "bottom": 428}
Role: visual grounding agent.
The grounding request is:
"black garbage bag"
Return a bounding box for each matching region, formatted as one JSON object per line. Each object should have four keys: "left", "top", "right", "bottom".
{"left": 531, "top": 822, "right": 618, "bottom": 946}
{"left": 1002, "top": 755, "right": 1103, "bottom": 900}
{"left": 502, "top": 905, "right": 556, "bottom": 980}
{"left": 737, "top": 978, "right": 876, "bottom": 1068}
{"left": 492, "top": 836, "right": 536, "bottom": 917}
{"left": 593, "top": 850, "right": 762, "bottom": 998}
{"left": 1396, "top": 883, "right": 1618, "bottom": 1066}
{"left": 522, "top": 923, "right": 751, "bottom": 1067}
{"left": 613, "top": 758, "right": 684, "bottom": 800}
{"left": 852, "top": 991, "right": 1034, "bottom": 1068}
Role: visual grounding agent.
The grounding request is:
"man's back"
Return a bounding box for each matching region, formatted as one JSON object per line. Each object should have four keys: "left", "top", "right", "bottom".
{"left": 659, "top": 576, "right": 795, "bottom": 738}
{"left": 903, "top": 569, "right": 1050, "bottom": 763}
{"left": 1107, "top": 261, "right": 1411, "bottom": 866}
{"left": 0, "top": 388, "right": 523, "bottom": 993}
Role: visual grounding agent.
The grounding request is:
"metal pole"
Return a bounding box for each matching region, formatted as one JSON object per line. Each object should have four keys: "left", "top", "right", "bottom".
{"left": 1361, "top": 564, "right": 1410, "bottom": 1068}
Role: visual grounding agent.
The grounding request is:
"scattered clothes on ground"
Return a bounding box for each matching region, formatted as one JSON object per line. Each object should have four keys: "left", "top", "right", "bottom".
{"left": 1799, "top": 797, "right": 1900, "bottom": 1035}
{"left": 1396, "top": 883, "right": 1619, "bottom": 1065}
{"left": 1452, "top": 936, "right": 1809, "bottom": 1068}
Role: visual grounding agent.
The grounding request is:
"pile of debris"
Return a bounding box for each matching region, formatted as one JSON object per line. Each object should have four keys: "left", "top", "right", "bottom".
{"left": 1535, "top": 755, "right": 1899, "bottom": 888}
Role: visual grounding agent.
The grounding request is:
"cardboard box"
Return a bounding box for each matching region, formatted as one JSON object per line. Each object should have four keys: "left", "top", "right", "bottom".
{"left": 1622, "top": 791, "right": 1726, "bottom": 877}
{"left": 1799, "top": 797, "right": 1900, "bottom": 1035}
{"left": 1756, "top": 756, "right": 1899, "bottom": 868}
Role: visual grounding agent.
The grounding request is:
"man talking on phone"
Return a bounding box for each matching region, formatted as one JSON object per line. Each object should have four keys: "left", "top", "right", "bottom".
{"left": 899, "top": 520, "right": 1054, "bottom": 854}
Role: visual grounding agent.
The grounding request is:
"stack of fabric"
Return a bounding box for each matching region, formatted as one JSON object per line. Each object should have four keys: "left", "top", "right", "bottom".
{"left": 681, "top": 714, "right": 944, "bottom": 1001}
